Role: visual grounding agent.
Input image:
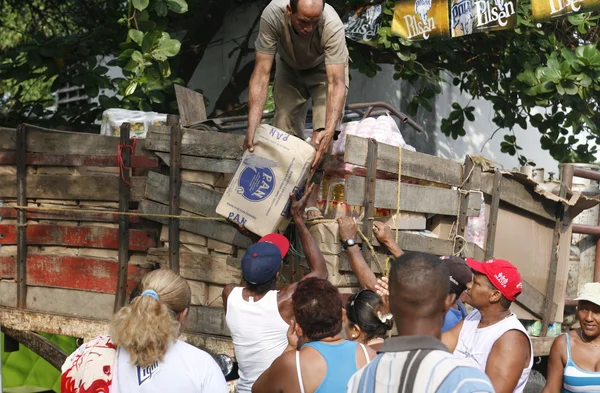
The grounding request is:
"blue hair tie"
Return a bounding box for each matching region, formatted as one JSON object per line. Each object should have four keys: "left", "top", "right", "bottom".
{"left": 141, "top": 289, "right": 159, "bottom": 301}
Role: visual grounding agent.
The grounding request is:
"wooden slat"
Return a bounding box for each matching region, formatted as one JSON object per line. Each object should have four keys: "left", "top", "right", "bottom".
{"left": 481, "top": 172, "right": 555, "bottom": 221}
{"left": 344, "top": 135, "right": 464, "bottom": 186}
{"left": 175, "top": 84, "right": 207, "bottom": 127}
{"left": 0, "top": 151, "right": 158, "bottom": 168}
{"left": 0, "top": 307, "right": 234, "bottom": 356}
{"left": 16, "top": 124, "right": 27, "bottom": 309}
{"left": 115, "top": 123, "right": 131, "bottom": 312}
{"left": 139, "top": 200, "right": 252, "bottom": 248}
{"left": 145, "top": 128, "right": 244, "bottom": 160}
{"left": 456, "top": 157, "right": 475, "bottom": 256}
{"left": 145, "top": 171, "right": 221, "bottom": 217}
{"left": 484, "top": 170, "right": 503, "bottom": 260}
{"left": 0, "top": 256, "right": 149, "bottom": 295}
{"left": 518, "top": 280, "right": 558, "bottom": 321}
{"left": 147, "top": 248, "right": 242, "bottom": 285}
{"left": 362, "top": 139, "right": 378, "bottom": 267}
{"left": 187, "top": 306, "right": 230, "bottom": 337}
{"left": 344, "top": 176, "right": 481, "bottom": 216}
{"left": 0, "top": 225, "right": 156, "bottom": 251}
{"left": 155, "top": 152, "right": 239, "bottom": 173}
{"left": 0, "top": 206, "right": 142, "bottom": 223}
{"left": 168, "top": 115, "right": 182, "bottom": 273}
{"left": 0, "top": 124, "right": 147, "bottom": 156}
{"left": 531, "top": 336, "right": 556, "bottom": 357}
{"left": 0, "top": 175, "right": 146, "bottom": 201}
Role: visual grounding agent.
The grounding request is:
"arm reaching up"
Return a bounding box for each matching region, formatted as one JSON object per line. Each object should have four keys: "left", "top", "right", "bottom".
{"left": 338, "top": 217, "right": 378, "bottom": 290}
{"left": 373, "top": 221, "right": 403, "bottom": 258}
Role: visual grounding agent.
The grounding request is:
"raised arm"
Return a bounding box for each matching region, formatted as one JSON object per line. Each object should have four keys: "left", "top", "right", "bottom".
{"left": 485, "top": 330, "right": 531, "bottom": 393}
{"left": 338, "top": 217, "right": 378, "bottom": 290}
{"left": 373, "top": 221, "right": 403, "bottom": 258}
{"left": 292, "top": 184, "right": 328, "bottom": 281}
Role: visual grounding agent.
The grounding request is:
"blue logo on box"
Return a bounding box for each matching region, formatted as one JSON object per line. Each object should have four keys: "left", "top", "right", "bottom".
{"left": 237, "top": 153, "right": 277, "bottom": 202}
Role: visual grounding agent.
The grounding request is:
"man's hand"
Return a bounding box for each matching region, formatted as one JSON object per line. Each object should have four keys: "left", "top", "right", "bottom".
{"left": 337, "top": 216, "right": 358, "bottom": 242}
{"left": 311, "top": 130, "right": 334, "bottom": 170}
{"left": 243, "top": 128, "right": 256, "bottom": 152}
{"left": 290, "top": 183, "right": 316, "bottom": 220}
{"left": 375, "top": 276, "right": 389, "bottom": 310}
{"left": 373, "top": 221, "right": 395, "bottom": 245}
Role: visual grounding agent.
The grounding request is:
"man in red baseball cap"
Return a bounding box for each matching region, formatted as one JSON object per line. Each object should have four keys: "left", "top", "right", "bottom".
{"left": 222, "top": 185, "right": 328, "bottom": 393}
{"left": 442, "top": 258, "right": 533, "bottom": 393}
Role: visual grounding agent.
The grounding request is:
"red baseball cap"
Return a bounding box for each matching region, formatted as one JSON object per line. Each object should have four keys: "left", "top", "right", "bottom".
{"left": 258, "top": 233, "right": 289, "bottom": 258}
{"left": 466, "top": 258, "right": 523, "bottom": 301}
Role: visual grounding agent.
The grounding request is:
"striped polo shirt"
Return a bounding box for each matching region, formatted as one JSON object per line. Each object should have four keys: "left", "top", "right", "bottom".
{"left": 347, "top": 335, "right": 495, "bottom": 393}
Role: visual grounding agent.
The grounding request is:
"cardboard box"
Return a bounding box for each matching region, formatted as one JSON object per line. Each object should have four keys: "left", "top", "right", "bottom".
{"left": 207, "top": 284, "right": 225, "bottom": 307}
{"left": 216, "top": 125, "right": 315, "bottom": 236}
{"left": 188, "top": 280, "right": 208, "bottom": 306}
{"left": 377, "top": 212, "right": 427, "bottom": 230}
{"left": 160, "top": 226, "right": 208, "bottom": 246}
{"left": 208, "top": 238, "right": 235, "bottom": 254}
{"left": 181, "top": 170, "right": 223, "bottom": 186}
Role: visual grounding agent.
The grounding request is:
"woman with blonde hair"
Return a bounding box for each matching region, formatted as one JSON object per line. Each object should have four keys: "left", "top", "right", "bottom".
{"left": 61, "top": 268, "right": 227, "bottom": 392}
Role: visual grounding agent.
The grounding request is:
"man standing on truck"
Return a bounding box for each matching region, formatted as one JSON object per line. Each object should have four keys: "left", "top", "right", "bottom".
{"left": 222, "top": 184, "right": 328, "bottom": 393}
{"left": 243, "top": 0, "right": 349, "bottom": 217}
{"left": 442, "top": 258, "right": 533, "bottom": 393}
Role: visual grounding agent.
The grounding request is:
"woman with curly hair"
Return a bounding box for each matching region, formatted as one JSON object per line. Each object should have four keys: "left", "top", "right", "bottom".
{"left": 61, "top": 269, "right": 227, "bottom": 393}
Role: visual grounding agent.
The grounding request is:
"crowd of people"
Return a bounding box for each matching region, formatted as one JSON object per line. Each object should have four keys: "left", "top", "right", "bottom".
{"left": 60, "top": 181, "right": 600, "bottom": 393}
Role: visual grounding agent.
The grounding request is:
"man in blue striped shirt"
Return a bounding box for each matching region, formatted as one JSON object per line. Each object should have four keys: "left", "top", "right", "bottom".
{"left": 347, "top": 252, "right": 495, "bottom": 393}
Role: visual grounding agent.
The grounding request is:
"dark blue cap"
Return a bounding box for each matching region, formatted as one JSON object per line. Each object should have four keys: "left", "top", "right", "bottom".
{"left": 241, "top": 242, "right": 283, "bottom": 285}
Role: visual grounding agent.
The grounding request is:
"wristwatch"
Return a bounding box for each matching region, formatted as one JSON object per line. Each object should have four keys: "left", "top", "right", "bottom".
{"left": 342, "top": 238, "right": 358, "bottom": 250}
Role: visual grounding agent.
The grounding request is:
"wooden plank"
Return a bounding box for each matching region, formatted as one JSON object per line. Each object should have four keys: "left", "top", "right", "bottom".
{"left": 187, "top": 306, "right": 230, "bottom": 337}
{"left": 0, "top": 124, "right": 147, "bottom": 156}
{"left": 0, "top": 307, "right": 234, "bottom": 357}
{"left": 16, "top": 124, "right": 27, "bottom": 309}
{"left": 518, "top": 280, "right": 558, "bottom": 321}
{"left": 344, "top": 176, "right": 480, "bottom": 216}
{"left": 541, "top": 183, "right": 567, "bottom": 336}
{"left": 175, "top": 84, "right": 207, "bottom": 127}
{"left": 531, "top": 336, "right": 556, "bottom": 357}
{"left": 344, "top": 135, "right": 463, "bottom": 186}
{"left": 0, "top": 206, "right": 142, "bottom": 223}
{"left": 168, "top": 115, "right": 182, "bottom": 273}
{"left": 0, "top": 175, "right": 146, "bottom": 201}
{"left": 1, "top": 326, "right": 66, "bottom": 370}
{"left": 0, "top": 225, "right": 157, "bottom": 251}
{"left": 139, "top": 200, "right": 252, "bottom": 248}
{"left": 484, "top": 170, "right": 503, "bottom": 260}
{"left": 115, "top": 123, "right": 131, "bottom": 312}
{"left": 363, "top": 140, "right": 378, "bottom": 266}
{"left": 0, "top": 255, "right": 149, "bottom": 295}
{"left": 481, "top": 172, "right": 555, "bottom": 221}
{"left": 155, "top": 152, "right": 239, "bottom": 174}
{"left": 147, "top": 248, "right": 242, "bottom": 285}
{"left": 145, "top": 172, "right": 221, "bottom": 217}
{"left": 455, "top": 157, "right": 474, "bottom": 255}
{"left": 145, "top": 128, "right": 244, "bottom": 160}
{"left": 0, "top": 151, "right": 157, "bottom": 168}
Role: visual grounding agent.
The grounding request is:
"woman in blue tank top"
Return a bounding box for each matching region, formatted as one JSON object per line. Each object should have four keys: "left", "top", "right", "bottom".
{"left": 253, "top": 278, "right": 375, "bottom": 393}
{"left": 542, "top": 283, "right": 600, "bottom": 393}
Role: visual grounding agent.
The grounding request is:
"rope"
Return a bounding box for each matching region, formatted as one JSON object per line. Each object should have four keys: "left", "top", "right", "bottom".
{"left": 117, "top": 137, "right": 137, "bottom": 187}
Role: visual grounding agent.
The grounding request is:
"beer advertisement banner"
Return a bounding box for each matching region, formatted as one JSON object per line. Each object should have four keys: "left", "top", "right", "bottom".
{"left": 343, "top": 4, "right": 384, "bottom": 47}
{"left": 450, "top": 0, "right": 518, "bottom": 37}
{"left": 391, "top": 0, "right": 451, "bottom": 40}
{"left": 532, "top": 0, "right": 600, "bottom": 22}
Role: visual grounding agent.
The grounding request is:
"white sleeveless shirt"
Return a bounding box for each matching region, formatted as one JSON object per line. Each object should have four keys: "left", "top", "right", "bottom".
{"left": 226, "top": 287, "right": 289, "bottom": 393}
{"left": 453, "top": 310, "right": 533, "bottom": 393}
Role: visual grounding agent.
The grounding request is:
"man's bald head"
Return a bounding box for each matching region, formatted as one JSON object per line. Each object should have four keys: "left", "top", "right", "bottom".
{"left": 389, "top": 252, "right": 453, "bottom": 323}
{"left": 290, "top": 0, "right": 325, "bottom": 14}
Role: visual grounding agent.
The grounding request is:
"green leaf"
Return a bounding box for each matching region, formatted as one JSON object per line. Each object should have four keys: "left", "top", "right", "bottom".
{"left": 142, "top": 30, "right": 162, "bottom": 52}
{"left": 153, "top": 34, "right": 181, "bottom": 58}
{"left": 559, "top": 80, "right": 578, "bottom": 95}
{"left": 154, "top": 0, "right": 168, "bottom": 16}
{"left": 517, "top": 69, "right": 538, "bottom": 86}
{"left": 125, "top": 82, "right": 138, "bottom": 96}
{"left": 132, "top": 0, "right": 150, "bottom": 11}
{"left": 451, "top": 102, "right": 462, "bottom": 110}
{"left": 465, "top": 111, "right": 475, "bottom": 122}
{"left": 131, "top": 50, "right": 144, "bottom": 63}
{"left": 148, "top": 90, "right": 166, "bottom": 103}
{"left": 167, "top": 0, "right": 188, "bottom": 13}
{"left": 117, "top": 49, "right": 135, "bottom": 64}
{"left": 158, "top": 60, "right": 171, "bottom": 77}
{"left": 128, "top": 29, "right": 144, "bottom": 46}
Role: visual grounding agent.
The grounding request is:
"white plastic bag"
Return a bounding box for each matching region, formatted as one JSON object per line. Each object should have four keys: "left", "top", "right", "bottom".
{"left": 100, "top": 108, "right": 167, "bottom": 139}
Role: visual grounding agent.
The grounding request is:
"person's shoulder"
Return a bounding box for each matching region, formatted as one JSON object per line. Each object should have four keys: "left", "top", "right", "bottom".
{"left": 262, "top": 0, "right": 287, "bottom": 20}
{"left": 171, "top": 340, "right": 217, "bottom": 364}
{"left": 322, "top": 3, "right": 345, "bottom": 32}
{"left": 430, "top": 356, "right": 494, "bottom": 393}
